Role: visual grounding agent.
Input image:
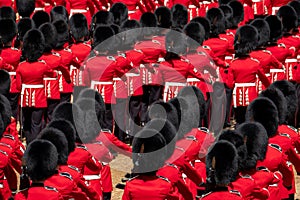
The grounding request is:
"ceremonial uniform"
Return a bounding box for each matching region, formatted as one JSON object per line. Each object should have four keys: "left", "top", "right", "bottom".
{"left": 199, "top": 188, "right": 243, "bottom": 200}
{"left": 203, "top": 37, "right": 230, "bottom": 60}
{"left": 278, "top": 34, "right": 300, "bottom": 58}
{"left": 266, "top": 43, "right": 293, "bottom": 63}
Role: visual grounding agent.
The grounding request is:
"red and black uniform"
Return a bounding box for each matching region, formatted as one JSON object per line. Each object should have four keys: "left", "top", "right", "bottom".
{"left": 15, "top": 183, "right": 64, "bottom": 200}
{"left": 199, "top": 188, "right": 243, "bottom": 200}
{"left": 227, "top": 56, "right": 270, "bottom": 124}
{"left": 122, "top": 175, "right": 179, "bottom": 200}
{"left": 266, "top": 43, "right": 293, "bottom": 63}
{"left": 16, "top": 60, "right": 54, "bottom": 143}
{"left": 0, "top": 141, "right": 13, "bottom": 199}
{"left": 1, "top": 47, "right": 22, "bottom": 119}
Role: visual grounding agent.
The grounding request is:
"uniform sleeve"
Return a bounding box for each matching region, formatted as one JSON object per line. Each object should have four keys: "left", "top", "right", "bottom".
{"left": 269, "top": 55, "right": 284, "bottom": 69}
{"left": 257, "top": 67, "right": 270, "bottom": 88}
{"left": 136, "top": 1, "right": 148, "bottom": 13}
{"left": 122, "top": 183, "right": 130, "bottom": 200}
{"left": 16, "top": 67, "right": 22, "bottom": 92}
{"left": 104, "top": 132, "right": 132, "bottom": 157}
{"left": 77, "top": 178, "right": 100, "bottom": 200}
{"left": 91, "top": 0, "right": 103, "bottom": 11}
{"left": 287, "top": 146, "right": 300, "bottom": 173}
{"left": 87, "top": 0, "right": 96, "bottom": 16}
{"left": 226, "top": 67, "right": 235, "bottom": 89}
{"left": 58, "top": 66, "right": 71, "bottom": 84}
{"left": 86, "top": 154, "right": 103, "bottom": 173}
{"left": 188, "top": 63, "right": 210, "bottom": 83}
{"left": 176, "top": 178, "right": 194, "bottom": 200}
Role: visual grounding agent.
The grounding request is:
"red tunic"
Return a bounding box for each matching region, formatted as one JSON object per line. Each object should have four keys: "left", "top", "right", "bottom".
{"left": 203, "top": 37, "right": 230, "bottom": 60}
{"left": 199, "top": 188, "right": 243, "bottom": 200}
{"left": 15, "top": 184, "right": 64, "bottom": 200}
{"left": 278, "top": 34, "right": 300, "bottom": 57}
{"left": 266, "top": 43, "right": 293, "bottom": 63}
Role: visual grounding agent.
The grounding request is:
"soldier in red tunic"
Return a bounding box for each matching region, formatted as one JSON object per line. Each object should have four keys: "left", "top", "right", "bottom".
{"left": 0, "top": 19, "right": 21, "bottom": 119}
{"left": 16, "top": 0, "right": 35, "bottom": 19}
{"left": 15, "top": 139, "right": 64, "bottom": 200}
{"left": 171, "top": 4, "right": 188, "bottom": 30}
{"left": 109, "top": 3, "right": 128, "bottom": 26}
{"left": 14, "top": 17, "right": 35, "bottom": 49}
{"left": 16, "top": 29, "right": 53, "bottom": 144}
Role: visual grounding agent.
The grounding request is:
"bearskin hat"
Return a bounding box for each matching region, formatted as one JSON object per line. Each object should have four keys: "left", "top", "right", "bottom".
{"left": 234, "top": 25, "right": 258, "bottom": 56}
{"left": 77, "top": 88, "right": 105, "bottom": 110}
{"left": 250, "top": 19, "right": 270, "bottom": 47}
{"left": 69, "top": 13, "right": 88, "bottom": 42}
{"left": 47, "top": 119, "right": 76, "bottom": 154}
{"left": 39, "top": 128, "right": 69, "bottom": 165}
{"left": 206, "top": 8, "right": 226, "bottom": 37}
{"left": 270, "top": 80, "right": 298, "bottom": 126}
{"left": 52, "top": 102, "right": 85, "bottom": 143}
{"left": 245, "top": 97, "right": 279, "bottom": 138}
{"left": 0, "top": 6, "right": 16, "bottom": 21}
{"left": 236, "top": 122, "right": 268, "bottom": 171}
{"left": 0, "top": 94, "right": 12, "bottom": 138}
{"left": 17, "top": 17, "right": 35, "bottom": 42}
{"left": 155, "top": 6, "right": 172, "bottom": 28}
{"left": 144, "top": 119, "right": 177, "bottom": 159}
{"left": 39, "top": 22, "right": 57, "bottom": 52}
{"left": 52, "top": 19, "right": 69, "bottom": 49}
{"left": 140, "top": 12, "right": 157, "bottom": 37}
{"left": 22, "top": 29, "right": 45, "bottom": 62}
{"left": 206, "top": 140, "right": 238, "bottom": 185}
{"left": 120, "top": 20, "right": 141, "bottom": 49}
{"left": 32, "top": 11, "right": 50, "bottom": 28}
{"left": 184, "top": 22, "right": 205, "bottom": 47}
{"left": 50, "top": 6, "right": 69, "bottom": 23}
{"left": 259, "top": 87, "right": 287, "bottom": 125}
{"left": 16, "top": 0, "right": 35, "bottom": 18}
{"left": 165, "top": 30, "right": 187, "bottom": 55}
{"left": 171, "top": 4, "right": 188, "bottom": 29}
{"left": 228, "top": 1, "right": 244, "bottom": 27}
{"left": 265, "top": 15, "right": 283, "bottom": 43}
{"left": 218, "top": 0, "right": 232, "bottom": 5}
{"left": 0, "top": 70, "right": 10, "bottom": 97}
{"left": 0, "top": 19, "right": 17, "bottom": 44}
{"left": 217, "top": 129, "right": 247, "bottom": 171}
{"left": 92, "top": 25, "right": 115, "bottom": 51}
{"left": 132, "top": 129, "right": 167, "bottom": 173}
{"left": 24, "top": 139, "right": 58, "bottom": 181}
{"left": 277, "top": 5, "right": 297, "bottom": 33}
{"left": 288, "top": 1, "right": 300, "bottom": 26}
{"left": 110, "top": 3, "right": 128, "bottom": 26}
{"left": 94, "top": 10, "right": 114, "bottom": 26}
{"left": 220, "top": 5, "right": 234, "bottom": 29}
{"left": 148, "top": 101, "right": 179, "bottom": 131}
{"left": 190, "top": 17, "right": 211, "bottom": 40}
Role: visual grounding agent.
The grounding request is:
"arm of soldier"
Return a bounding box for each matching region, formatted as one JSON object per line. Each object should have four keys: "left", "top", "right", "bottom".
{"left": 287, "top": 146, "right": 300, "bottom": 173}
{"left": 103, "top": 132, "right": 132, "bottom": 157}
{"left": 77, "top": 178, "right": 101, "bottom": 200}
{"left": 16, "top": 68, "right": 22, "bottom": 92}
{"left": 91, "top": 0, "right": 103, "bottom": 11}
{"left": 137, "top": 1, "right": 148, "bottom": 13}
{"left": 85, "top": 154, "right": 103, "bottom": 173}
{"left": 257, "top": 67, "right": 270, "bottom": 88}
{"left": 58, "top": 66, "right": 71, "bottom": 84}
{"left": 122, "top": 182, "right": 131, "bottom": 200}
{"left": 4, "top": 163, "right": 18, "bottom": 193}
{"left": 188, "top": 64, "right": 211, "bottom": 84}
{"left": 176, "top": 178, "right": 194, "bottom": 200}
{"left": 278, "top": 157, "right": 294, "bottom": 188}
{"left": 87, "top": 0, "right": 96, "bottom": 16}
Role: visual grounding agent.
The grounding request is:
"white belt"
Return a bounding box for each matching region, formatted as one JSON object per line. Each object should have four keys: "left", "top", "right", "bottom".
{"left": 21, "top": 84, "right": 44, "bottom": 95}
{"left": 113, "top": 78, "right": 122, "bottom": 81}
{"left": 91, "top": 80, "right": 113, "bottom": 88}
{"left": 188, "top": 5, "right": 197, "bottom": 8}
{"left": 270, "top": 69, "right": 285, "bottom": 73}
{"left": 285, "top": 58, "right": 298, "bottom": 63}
{"left": 234, "top": 83, "right": 256, "bottom": 87}
{"left": 83, "top": 175, "right": 101, "bottom": 181}
{"left": 44, "top": 3, "right": 50, "bottom": 6}
{"left": 43, "top": 77, "right": 57, "bottom": 81}
{"left": 252, "top": 0, "right": 262, "bottom": 2}
{"left": 8, "top": 72, "right": 16, "bottom": 76}
{"left": 126, "top": 73, "right": 140, "bottom": 77}
{"left": 128, "top": 10, "right": 136, "bottom": 14}
{"left": 34, "top": 7, "right": 44, "bottom": 11}
{"left": 272, "top": 7, "right": 280, "bottom": 15}
{"left": 165, "top": 82, "right": 187, "bottom": 87}
{"left": 70, "top": 9, "right": 88, "bottom": 13}
{"left": 187, "top": 78, "right": 200, "bottom": 82}
{"left": 269, "top": 183, "right": 278, "bottom": 187}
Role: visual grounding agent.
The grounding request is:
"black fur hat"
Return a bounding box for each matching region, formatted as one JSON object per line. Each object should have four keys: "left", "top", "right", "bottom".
{"left": 16, "top": 0, "right": 35, "bottom": 18}
{"left": 120, "top": 20, "right": 141, "bottom": 48}
{"left": 0, "top": 6, "right": 16, "bottom": 21}
{"left": 0, "top": 19, "right": 17, "bottom": 44}
{"left": 148, "top": 101, "right": 179, "bottom": 131}
{"left": 237, "top": 122, "right": 268, "bottom": 171}
{"left": 288, "top": 1, "right": 300, "bottom": 26}
{"left": 32, "top": 11, "right": 50, "bottom": 28}
{"left": 144, "top": 119, "right": 177, "bottom": 159}
{"left": 217, "top": 129, "right": 247, "bottom": 171}
{"left": 265, "top": 15, "right": 283, "bottom": 43}
{"left": 93, "top": 10, "right": 114, "bottom": 28}
{"left": 110, "top": 3, "right": 128, "bottom": 26}
{"left": 92, "top": 25, "right": 115, "bottom": 51}
{"left": 245, "top": 97, "right": 279, "bottom": 137}
{"left": 154, "top": 6, "right": 172, "bottom": 28}
{"left": 50, "top": 6, "right": 69, "bottom": 22}
{"left": 206, "top": 8, "right": 226, "bottom": 37}
{"left": 17, "top": 17, "right": 35, "bottom": 42}
{"left": 24, "top": 139, "right": 58, "bottom": 181}
{"left": 47, "top": 119, "right": 76, "bottom": 154}
{"left": 228, "top": 1, "right": 244, "bottom": 27}
{"left": 184, "top": 22, "right": 205, "bottom": 46}
{"left": 52, "top": 19, "right": 69, "bottom": 49}
{"left": 77, "top": 88, "right": 105, "bottom": 110}
{"left": 69, "top": 13, "right": 88, "bottom": 42}
{"left": 171, "top": 4, "right": 188, "bottom": 29}
{"left": 39, "top": 22, "right": 57, "bottom": 52}
{"left": 132, "top": 129, "right": 167, "bottom": 173}
{"left": 140, "top": 12, "right": 157, "bottom": 37}
{"left": 22, "top": 29, "right": 45, "bottom": 62}
{"left": 259, "top": 87, "right": 287, "bottom": 125}
{"left": 234, "top": 25, "right": 258, "bottom": 56}
{"left": 190, "top": 17, "right": 211, "bottom": 40}
{"left": 218, "top": 0, "right": 232, "bottom": 5}
{"left": 165, "top": 30, "right": 187, "bottom": 55}
{"left": 39, "top": 128, "right": 69, "bottom": 165}
{"left": 277, "top": 5, "right": 298, "bottom": 33}
{"left": 0, "top": 94, "right": 12, "bottom": 138}
{"left": 52, "top": 102, "right": 85, "bottom": 143}
{"left": 250, "top": 18, "right": 270, "bottom": 47}
{"left": 206, "top": 140, "right": 238, "bottom": 185}
{"left": 0, "top": 69, "right": 11, "bottom": 97}
{"left": 270, "top": 80, "right": 298, "bottom": 126}
{"left": 220, "top": 5, "right": 234, "bottom": 29}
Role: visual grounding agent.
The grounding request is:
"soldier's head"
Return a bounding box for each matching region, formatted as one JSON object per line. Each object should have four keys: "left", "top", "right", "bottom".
{"left": 0, "top": 94, "right": 11, "bottom": 138}
{"left": 171, "top": 4, "right": 188, "bottom": 29}
{"left": 206, "top": 8, "right": 226, "bottom": 37}
{"left": 39, "top": 22, "right": 57, "bottom": 53}
{"left": 17, "top": 17, "right": 35, "bottom": 43}
{"left": 288, "top": 1, "right": 300, "bottom": 28}
{"left": 165, "top": 30, "right": 187, "bottom": 57}
{"left": 52, "top": 19, "right": 69, "bottom": 49}
{"left": 120, "top": 20, "right": 141, "bottom": 49}
{"left": 22, "top": 29, "right": 45, "bottom": 62}
{"left": 110, "top": 3, "right": 128, "bottom": 26}
{"left": 155, "top": 6, "right": 172, "bottom": 29}
{"left": 234, "top": 25, "right": 258, "bottom": 56}
{"left": 140, "top": 12, "right": 157, "bottom": 37}
{"left": 92, "top": 25, "right": 115, "bottom": 52}
{"left": 32, "top": 11, "right": 50, "bottom": 28}
{"left": 277, "top": 5, "right": 297, "bottom": 33}
{"left": 50, "top": 6, "right": 69, "bottom": 23}
{"left": 265, "top": 15, "right": 283, "bottom": 43}
{"left": 250, "top": 19, "right": 270, "bottom": 48}
{"left": 184, "top": 22, "right": 205, "bottom": 47}
{"left": 0, "top": 6, "right": 16, "bottom": 21}
{"left": 93, "top": 10, "right": 114, "bottom": 27}
{"left": 228, "top": 0, "right": 244, "bottom": 27}
{"left": 190, "top": 17, "right": 211, "bottom": 40}
{"left": 69, "top": 13, "right": 88, "bottom": 42}
{"left": 220, "top": 5, "right": 233, "bottom": 30}
{"left": 24, "top": 139, "right": 58, "bottom": 181}
{"left": 0, "top": 19, "right": 17, "bottom": 45}
{"left": 16, "top": 0, "right": 35, "bottom": 18}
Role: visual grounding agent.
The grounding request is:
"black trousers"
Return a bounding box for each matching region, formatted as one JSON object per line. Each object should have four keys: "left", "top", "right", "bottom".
{"left": 22, "top": 107, "right": 45, "bottom": 144}
{"left": 114, "top": 98, "right": 127, "bottom": 141}
{"left": 60, "top": 93, "right": 72, "bottom": 103}
{"left": 103, "top": 104, "right": 114, "bottom": 132}
{"left": 225, "top": 85, "right": 233, "bottom": 125}
{"left": 234, "top": 106, "right": 247, "bottom": 125}
{"left": 140, "top": 85, "right": 162, "bottom": 122}
{"left": 8, "top": 93, "right": 19, "bottom": 119}
{"left": 46, "top": 99, "right": 60, "bottom": 123}
{"left": 128, "top": 95, "right": 142, "bottom": 137}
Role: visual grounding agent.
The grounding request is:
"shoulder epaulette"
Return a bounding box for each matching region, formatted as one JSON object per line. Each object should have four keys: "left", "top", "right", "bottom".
{"left": 262, "top": 50, "right": 272, "bottom": 55}
{"left": 3, "top": 134, "right": 15, "bottom": 140}
{"left": 0, "top": 149, "right": 8, "bottom": 156}
{"left": 59, "top": 172, "right": 73, "bottom": 180}
{"left": 157, "top": 175, "right": 170, "bottom": 183}
{"left": 166, "top": 162, "right": 180, "bottom": 170}
{"left": 197, "top": 51, "right": 206, "bottom": 56}
{"left": 133, "top": 49, "right": 143, "bottom": 53}
{"left": 227, "top": 32, "right": 235, "bottom": 37}
{"left": 278, "top": 43, "right": 286, "bottom": 48}
{"left": 83, "top": 43, "right": 91, "bottom": 48}
{"left": 45, "top": 186, "right": 59, "bottom": 192}
{"left": 77, "top": 144, "right": 88, "bottom": 151}
{"left": 118, "top": 53, "right": 126, "bottom": 58}
{"left": 107, "top": 56, "right": 116, "bottom": 61}
{"left": 292, "top": 35, "right": 300, "bottom": 39}
{"left": 186, "top": 135, "right": 197, "bottom": 141}
{"left": 269, "top": 143, "right": 282, "bottom": 152}
{"left": 94, "top": 141, "right": 104, "bottom": 145}
{"left": 257, "top": 166, "right": 270, "bottom": 172}
{"left": 199, "top": 127, "right": 209, "bottom": 133}
{"left": 279, "top": 133, "right": 291, "bottom": 139}
{"left": 200, "top": 191, "right": 212, "bottom": 198}
{"left": 240, "top": 174, "right": 253, "bottom": 180}
{"left": 128, "top": 175, "right": 139, "bottom": 182}
{"left": 250, "top": 57, "right": 260, "bottom": 63}
{"left": 38, "top": 60, "right": 47, "bottom": 64}
{"left": 63, "top": 48, "right": 72, "bottom": 53}
{"left": 230, "top": 190, "right": 242, "bottom": 196}
{"left": 102, "top": 129, "right": 112, "bottom": 134}
{"left": 19, "top": 61, "right": 26, "bottom": 64}
{"left": 11, "top": 47, "right": 19, "bottom": 51}
{"left": 287, "top": 125, "right": 297, "bottom": 132}
{"left": 219, "top": 37, "right": 228, "bottom": 42}
{"left": 152, "top": 40, "right": 161, "bottom": 45}
{"left": 52, "top": 52, "right": 61, "bottom": 57}
{"left": 68, "top": 165, "right": 80, "bottom": 173}
{"left": 175, "top": 146, "right": 185, "bottom": 152}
